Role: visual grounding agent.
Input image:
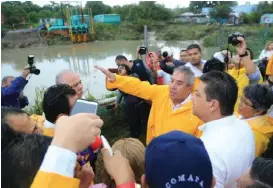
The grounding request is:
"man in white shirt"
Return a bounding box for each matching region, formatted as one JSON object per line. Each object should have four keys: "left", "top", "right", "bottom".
{"left": 192, "top": 71, "right": 255, "bottom": 188}
{"left": 56, "top": 70, "right": 84, "bottom": 99}
{"left": 185, "top": 44, "right": 207, "bottom": 77}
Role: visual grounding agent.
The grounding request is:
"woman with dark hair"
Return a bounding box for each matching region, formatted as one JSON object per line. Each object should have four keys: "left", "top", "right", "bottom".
{"left": 238, "top": 84, "right": 273, "bottom": 157}
{"left": 236, "top": 157, "right": 273, "bottom": 188}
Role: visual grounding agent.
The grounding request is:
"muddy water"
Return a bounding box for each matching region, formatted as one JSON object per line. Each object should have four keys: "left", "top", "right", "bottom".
{"left": 1, "top": 40, "right": 219, "bottom": 105}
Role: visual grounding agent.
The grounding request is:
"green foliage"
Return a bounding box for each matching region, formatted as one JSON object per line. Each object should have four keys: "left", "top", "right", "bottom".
{"left": 93, "top": 23, "right": 142, "bottom": 40}
{"left": 25, "top": 87, "right": 46, "bottom": 115}
{"left": 104, "top": 92, "right": 117, "bottom": 98}
{"left": 189, "top": 1, "right": 237, "bottom": 13}
{"left": 113, "top": 2, "right": 172, "bottom": 23}
{"left": 256, "top": 1, "right": 273, "bottom": 15}
{"left": 209, "top": 4, "right": 232, "bottom": 20}
{"left": 28, "top": 11, "right": 39, "bottom": 23}
{"left": 1, "top": 2, "right": 27, "bottom": 26}
{"left": 241, "top": 12, "right": 261, "bottom": 24}
{"left": 86, "top": 91, "right": 98, "bottom": 102}
{"left": 38, "top": 10, "right": 51, "bottom": 19}
{"left": 85, "top": 1, "right": 112, "bottom": 16}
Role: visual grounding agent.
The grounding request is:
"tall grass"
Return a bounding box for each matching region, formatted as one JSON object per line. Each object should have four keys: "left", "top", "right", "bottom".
{"left": 25, "top": 87, "right": 46, "bottom": 115}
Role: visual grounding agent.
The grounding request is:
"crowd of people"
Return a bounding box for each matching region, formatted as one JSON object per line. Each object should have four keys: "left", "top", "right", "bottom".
{"left": 1, "top": 36, "right": 273, "bottom": 188}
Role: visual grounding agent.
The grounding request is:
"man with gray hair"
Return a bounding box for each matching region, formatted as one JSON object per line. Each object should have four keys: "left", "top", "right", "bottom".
{"left": 55, "top": 70, "right": 84, "bottom": 98}
{"left": 95, "top": 65, "right": 202, "bottom": 144}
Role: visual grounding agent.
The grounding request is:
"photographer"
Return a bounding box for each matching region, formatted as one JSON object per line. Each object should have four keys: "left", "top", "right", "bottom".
{"left": 1, "top": 69, "right": 30, "bottom": 108}
{"left": 114, "top": 64, "right": 149, "bottom": 138}
{"left": 159, "top": 46, "right": 186, "bottom": 75}
{"left": 115, "top": 52, "right": 155, "bottom": 85}
{"left": 227, "top": 36, "right": 263, "bottom": 111}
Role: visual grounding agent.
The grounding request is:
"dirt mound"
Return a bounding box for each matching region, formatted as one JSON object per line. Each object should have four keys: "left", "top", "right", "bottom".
{"left": 1, "top": 31, "right": 43, "bottom": 49}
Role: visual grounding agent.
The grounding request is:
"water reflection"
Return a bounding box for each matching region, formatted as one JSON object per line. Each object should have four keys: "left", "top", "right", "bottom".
{"left": 1, "top": 40, "right": 219, "bottom": 105}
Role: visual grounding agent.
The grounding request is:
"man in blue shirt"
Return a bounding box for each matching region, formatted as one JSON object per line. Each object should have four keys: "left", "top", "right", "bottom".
{"left": 1, "top": 69, "right": 30, "bottom": 108}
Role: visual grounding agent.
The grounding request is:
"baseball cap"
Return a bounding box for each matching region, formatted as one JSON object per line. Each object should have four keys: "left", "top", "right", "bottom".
{"left": 145, "top": 131, "right": 213, "bottom": 188}
{"left": 213, "top": 51, "right": 225, "bottom": 63}
{"left": 161, "top": 46, "right": 173, "bottom": 57}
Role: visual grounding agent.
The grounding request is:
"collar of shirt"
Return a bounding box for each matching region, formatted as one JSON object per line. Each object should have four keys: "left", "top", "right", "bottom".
{"left": 172, "top": 94, "right": 192, "bottom": 111}
{"left": 185, "top": 60, "right": 206, "bottom": 77}
{"left": 198, "top": 115, "right": 236, "bottom": 132}
{"left": 238, "top": 115, "right": 262, "bottom": 121}
{"left": 44, "top": 119, "right": 56, "bottom": 129}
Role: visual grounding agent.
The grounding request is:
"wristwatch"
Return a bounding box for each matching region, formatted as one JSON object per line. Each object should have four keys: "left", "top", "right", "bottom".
{"left": 239, "top": 51, "right": 248, "bottom": 58}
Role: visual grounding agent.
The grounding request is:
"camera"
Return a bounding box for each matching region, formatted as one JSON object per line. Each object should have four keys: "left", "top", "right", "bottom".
{"left": 138, "top": 46, "right": 147, "bottom": 55}
{"left": 27, "top": 55, "right": 40, "bottom": 75}
{"left": 162, "top": 51, "right": 169, "bottom": 58}
{"left": 228, "top": 32, "right": 244, "bottom": 46}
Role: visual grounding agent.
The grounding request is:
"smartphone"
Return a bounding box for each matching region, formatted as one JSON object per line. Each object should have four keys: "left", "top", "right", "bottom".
{"left": 70, "top": 99, "right": 98, "bottom": 115}
{"left": 101, "top": 135, "right": 113, "bottom": 156}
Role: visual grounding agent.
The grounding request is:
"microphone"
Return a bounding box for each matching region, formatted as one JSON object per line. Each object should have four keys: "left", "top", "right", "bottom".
{"left": 90, "top": 136, "right": 102, "bottom": 153}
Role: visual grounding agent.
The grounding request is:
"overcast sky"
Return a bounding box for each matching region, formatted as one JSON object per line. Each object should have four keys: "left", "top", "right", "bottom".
{"left": 30, "top": 0, "right": 263, "bottom": 9}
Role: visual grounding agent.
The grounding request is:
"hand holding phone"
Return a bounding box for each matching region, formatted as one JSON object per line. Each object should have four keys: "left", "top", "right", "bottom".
{"left": 101, "top": 135, "right": 113, "bottom": 156}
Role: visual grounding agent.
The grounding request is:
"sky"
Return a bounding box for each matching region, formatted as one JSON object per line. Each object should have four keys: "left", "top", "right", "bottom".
{"left": 30, "top": 0, "right": 264, "bottom": 9}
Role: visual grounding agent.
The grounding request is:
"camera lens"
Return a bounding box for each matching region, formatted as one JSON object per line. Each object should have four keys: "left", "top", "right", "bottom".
{"left": 162, "top": 51, "right": 168, "bottom": 58}
{"left": 31, "top": 68, "right": 40, "bottom": 75}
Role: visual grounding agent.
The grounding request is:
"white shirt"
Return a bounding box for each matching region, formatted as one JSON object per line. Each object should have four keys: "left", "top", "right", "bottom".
{"left": 172, "top": 94, "right": 192, "bottom": 111}
{"left": 259, "top": 49, "right": 273, "bottom": 60}
{"left": 43, "top": 119, "right": 56, "bottom": 129}
{"left": 199, "top": 115, "right": 255, "bottom": 188}
{"left": 157, "top": 70, "right": 171, "bottom": 84}
{"left": 185, "top": 59, "right": 206, "bottom": 77}
{"left": 40, "top": 145, "right": 76, "bottom": 177}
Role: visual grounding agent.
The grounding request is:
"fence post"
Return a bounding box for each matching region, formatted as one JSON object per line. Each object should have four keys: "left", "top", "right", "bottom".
{"left": 144, "top": 25, "right": 148, "bottom": 47}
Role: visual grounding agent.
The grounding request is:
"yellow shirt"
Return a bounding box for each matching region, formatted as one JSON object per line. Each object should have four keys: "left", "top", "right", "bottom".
{"left": 31, "top": 171, "right": 80, "bottom": 188}
{"left": 246, "top": 115, "right": 273, "bottom": 157}
{"left": 228, "top": 68, "right": 263, "bottom": 112}
{"left": 266, "top": 55, "right": 273, "bottom": 75}
{"left": 30, "top": 115, "right": 55, "bottom": 137}
{"left": 106, "top": 75, "right": 203, "bottom": 145}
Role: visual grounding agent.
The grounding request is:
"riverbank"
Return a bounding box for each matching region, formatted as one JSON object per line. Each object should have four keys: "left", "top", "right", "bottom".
{"left": 2, "top": 23, "right": 272, "bottom": 52}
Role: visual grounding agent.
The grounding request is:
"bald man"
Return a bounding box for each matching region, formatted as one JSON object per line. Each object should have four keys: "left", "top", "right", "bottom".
{"left": 56, "top": 70, "right": 84, "bottom": 98}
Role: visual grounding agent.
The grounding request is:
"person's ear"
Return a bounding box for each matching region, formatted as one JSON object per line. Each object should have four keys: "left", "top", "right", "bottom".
{"left": 211, "top": 176, "right": 216, "bottom": 188}
{"left": 141, "top": 174, "right": 149, "bottom": 188}
{"left": 209, "top": 99, "right": 220, "bottom": 112}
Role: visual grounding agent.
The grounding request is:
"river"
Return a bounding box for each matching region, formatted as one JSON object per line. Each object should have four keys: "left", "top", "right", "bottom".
{"left": 1, "top": 40, "right": 219, "bottom": 105}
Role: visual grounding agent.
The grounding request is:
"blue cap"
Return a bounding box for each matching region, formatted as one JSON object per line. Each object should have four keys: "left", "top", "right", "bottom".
{"left": 145, "top": 131, "right": 213, "bottom": 188}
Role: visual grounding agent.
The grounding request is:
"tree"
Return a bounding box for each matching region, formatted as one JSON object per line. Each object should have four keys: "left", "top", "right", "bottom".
{"left": 38, "top": 10, "right": 51, "bottom": 18}
{"left": 256, "top": 1, "right": 273, "bottom": 15}
{"left": 241, "top": 2, "right": 273, "bottom": 24}
{"left": 209, "top": 4, "right": 232, "bottom": 20}
{"left": 28, "top": 11, "right": 39, "bottom": 23}
{"left": 189, "top": 1, "right": 237, "bottom": 13}
{"left": 85, "top": 1, "right": 112, "bottom": 16}
{"left": 1, "top": 3, "right": 27, "bottom": 26}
